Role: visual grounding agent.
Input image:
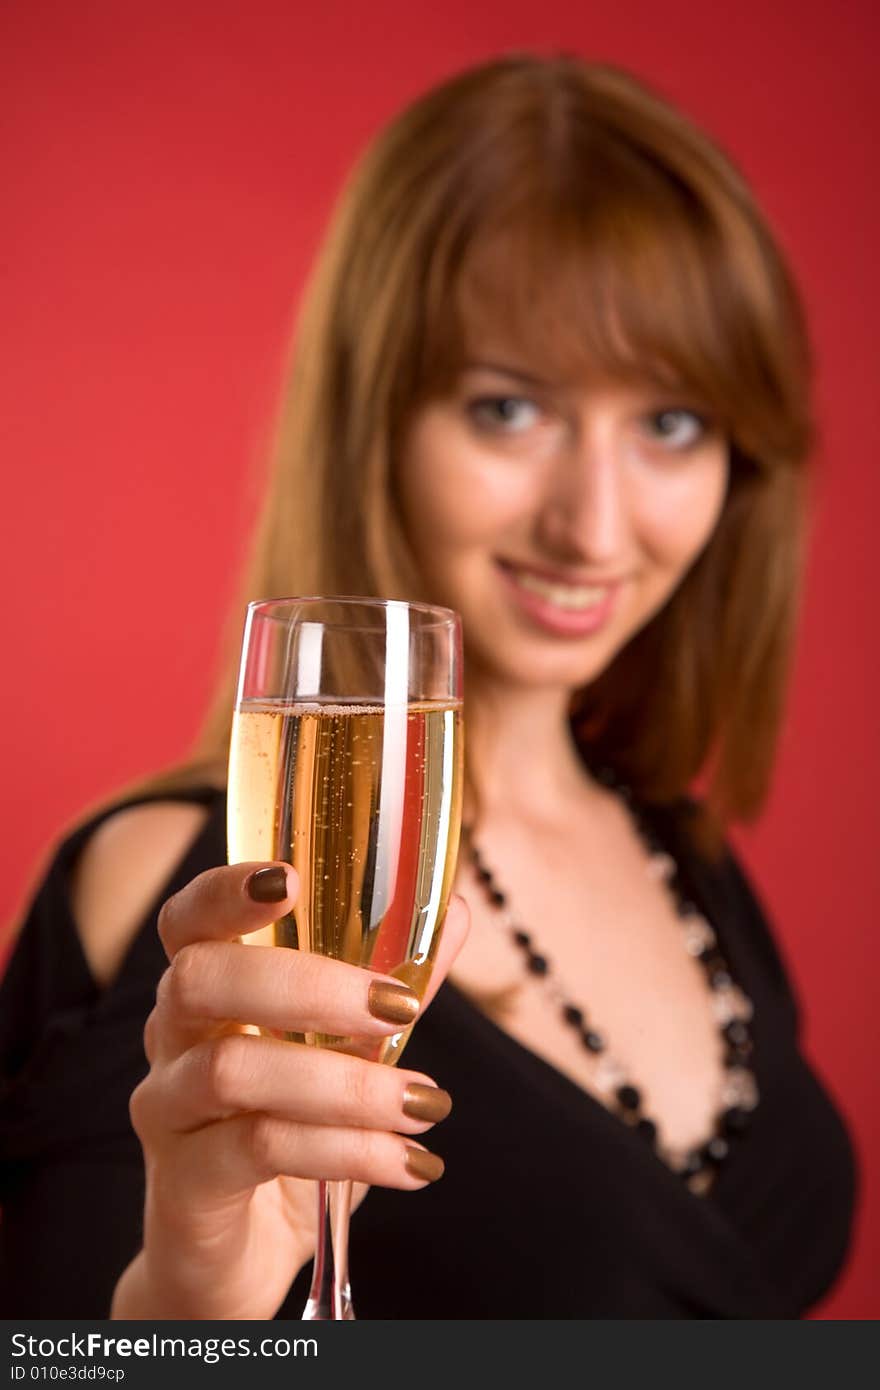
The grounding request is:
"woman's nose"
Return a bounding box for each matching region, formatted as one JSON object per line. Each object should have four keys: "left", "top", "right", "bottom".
{"left": 537, "top": 438, "right": 627, "bottom": 567}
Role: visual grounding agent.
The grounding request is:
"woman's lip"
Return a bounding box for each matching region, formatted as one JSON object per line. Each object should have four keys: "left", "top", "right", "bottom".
{"left": 495, "top": 560, "right": 621, "bottom": 638}
{"left": 496, "top": 557, "right": 625, "bottom": 587}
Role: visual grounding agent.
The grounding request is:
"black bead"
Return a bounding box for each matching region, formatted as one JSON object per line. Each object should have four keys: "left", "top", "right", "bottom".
{"left": 698, "top": 946, "right": 724, "bottom": 966}
{"left": 722, "top": 1034, "right": 750, "bottom": 1061}
{"left": 490, "top": 888, "right": 507, "bottom": 908}
{"left": 616, "top": 1084, "right": 641, "bottom": 1112}
{"left": 676, "top": 900, "right": 700, "bottom": 919}
{"left": 582, "top": 1029, "right": 605, "bottom": 1053}
{"left": 636, "top": 1117, "right": 657, "bottom": 1143}
{"left": 562, "top": 1004, "right": 584, "bottom": 1028}
{"left": 526, "top": 952, "right": 548, "bottom": 976}
{"left": 709, "top": 968, "right": 733, "bottom": 991}
{"left": 680, "top": 1150, "right": 705, "bottom": 1178}
{"left": 723, "top": 1019, "right": 751, "bottom": 1049}
{"left": 512, "top": 929, "right": 531, "bottom": 949}
{"left": 703, "top": 1136, "right": 730, "bottom": 1165}
{"left": 721, "top": 1106, "right": 750, "bottom": 1136}
{"left": 477, "top": 865, "right": 493, "bottom": 885}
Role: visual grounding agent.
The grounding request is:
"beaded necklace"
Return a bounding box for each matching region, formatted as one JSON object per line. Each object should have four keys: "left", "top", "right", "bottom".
{"left": 461, "top": 771, "right": 759, "bottom": 1195}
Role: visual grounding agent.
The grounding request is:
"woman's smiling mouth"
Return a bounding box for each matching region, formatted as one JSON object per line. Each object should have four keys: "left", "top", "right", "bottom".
{"left": 495, "top": 559, "right": 624, "bottom": 635}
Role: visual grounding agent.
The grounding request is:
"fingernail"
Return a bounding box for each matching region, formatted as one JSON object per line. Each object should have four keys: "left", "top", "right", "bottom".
{"left": 367, "top": 980, "right": 420, "bottom": 1026}
{"left": 404, "top": 1146, "right": 445, "bottom": 1183}
{"left": 247, "top": 866, "right": 290, "bottom": 903}
{"left": 403, "top": 1084, "right": 453, "bottom": 1123}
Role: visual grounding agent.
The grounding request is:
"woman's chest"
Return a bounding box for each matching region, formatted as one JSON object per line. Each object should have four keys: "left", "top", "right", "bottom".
{"left": 449, "top": 817, "right": 740, "bottom": 1157}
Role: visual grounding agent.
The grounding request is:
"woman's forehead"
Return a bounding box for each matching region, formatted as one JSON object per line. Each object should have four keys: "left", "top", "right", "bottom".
{"left": 444, "top": 302, "right": 696, "bottom": 398}
{"left": 430, "top": 223, "right": 731, "bottom": 407}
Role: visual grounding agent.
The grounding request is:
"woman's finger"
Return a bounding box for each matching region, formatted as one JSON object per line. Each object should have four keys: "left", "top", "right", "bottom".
{"left": 158, "top": 939, "right": 422, "bottom": 1035}
{"left": 163, "top": 1113, "right": 445, "bottom": 1207}
{"left": 147, "top": 890, "right": 467, "bottom": 1062}
{"left": 156, "top": 862, "right": 299, "bottom": 960}
{"left": 148, "top": 941, "right": 422, "bottom": 1062}
{"left": 133, "top": 1033, "right": 452, "bottom": 1137}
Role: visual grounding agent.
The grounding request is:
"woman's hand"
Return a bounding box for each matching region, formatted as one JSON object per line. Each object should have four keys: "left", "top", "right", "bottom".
{"left": 110, "top": 861, "right": 468, "bottom": 1320}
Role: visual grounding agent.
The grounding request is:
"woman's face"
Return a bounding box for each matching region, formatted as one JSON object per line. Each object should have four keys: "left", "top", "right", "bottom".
{"left": 397, "top": 349, "right": 729, "bottom": 695}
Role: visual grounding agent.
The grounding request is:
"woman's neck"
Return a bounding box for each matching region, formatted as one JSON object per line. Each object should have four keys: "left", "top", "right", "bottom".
{"left": 464, "top": 679, "right": 600, "bottom": 828}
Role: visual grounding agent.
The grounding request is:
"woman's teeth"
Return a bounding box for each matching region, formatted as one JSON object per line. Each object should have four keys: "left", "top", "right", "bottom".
{"left": 510, "top": 568, "right": 608, "bottom": 610}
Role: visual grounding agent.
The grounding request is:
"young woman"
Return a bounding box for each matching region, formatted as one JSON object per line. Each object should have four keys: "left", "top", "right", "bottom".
{"left": 0, "top": 54, "right": 856, "bottom": 1319}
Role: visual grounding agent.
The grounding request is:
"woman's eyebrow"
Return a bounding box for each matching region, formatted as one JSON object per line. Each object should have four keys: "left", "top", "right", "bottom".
{"left": 462, "top": 360, "right": 551, "bottom": 388}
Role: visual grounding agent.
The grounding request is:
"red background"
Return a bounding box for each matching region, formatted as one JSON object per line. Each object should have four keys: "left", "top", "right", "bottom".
{"left": 1, "top": 0, "right": 877, "bottom": 1318}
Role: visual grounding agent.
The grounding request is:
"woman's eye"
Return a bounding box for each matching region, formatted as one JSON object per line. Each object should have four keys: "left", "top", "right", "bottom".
{"left": 644, "top": 408, "right": 708, "bottom": 450}
{"left": 466, "top": 396, "right": 541, "bottom": 433}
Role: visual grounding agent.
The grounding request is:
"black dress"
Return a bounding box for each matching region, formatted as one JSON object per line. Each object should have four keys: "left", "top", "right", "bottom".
{"left": 0, "top": 788, "right": 856, "bottom": 1318}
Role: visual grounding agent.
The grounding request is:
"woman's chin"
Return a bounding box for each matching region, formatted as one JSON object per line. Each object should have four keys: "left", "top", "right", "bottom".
{"left": 463, "top": 626, "right": 621, "bottom": 695}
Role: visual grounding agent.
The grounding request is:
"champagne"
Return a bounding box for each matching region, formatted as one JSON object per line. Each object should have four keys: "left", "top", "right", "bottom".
{"left": 228, "top": 698, "right": 463, "bottom": 1060}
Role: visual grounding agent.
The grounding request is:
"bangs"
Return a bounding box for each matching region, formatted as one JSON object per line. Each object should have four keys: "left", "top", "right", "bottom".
{"left": 416, "top": 137, "right": 808, "bottom": 465}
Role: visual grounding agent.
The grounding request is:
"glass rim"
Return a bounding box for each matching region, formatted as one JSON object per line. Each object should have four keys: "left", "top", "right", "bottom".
{"left": 246, "top": 595, "right": 460, "bottom": 630}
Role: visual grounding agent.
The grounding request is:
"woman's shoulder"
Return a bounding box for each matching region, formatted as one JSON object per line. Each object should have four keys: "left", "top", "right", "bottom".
{"left": 7, "top": 779, "right": 226, "bottom": 990}
{"left": 0, "top": 779, "right": 226, "bottom": 1080}
{"left": 71, "top": 795, "right": 218, "bottom": 987}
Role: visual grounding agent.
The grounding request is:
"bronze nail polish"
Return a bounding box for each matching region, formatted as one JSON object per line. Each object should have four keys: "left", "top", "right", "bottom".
{"left": 247, "top": 866, "right": 289, "bottom": 903}
{"left": 402, "top": 1084, "right": 453, "bottom": 1123}
{"left": 367, "top": 980, "right": 420, "bottom": 1026}
{"left": 404, "top": 1146, "right": 445, "bottom": 1183}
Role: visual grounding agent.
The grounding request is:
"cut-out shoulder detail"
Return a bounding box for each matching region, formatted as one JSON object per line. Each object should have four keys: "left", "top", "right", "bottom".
{"left": 70, "top": 801, "right": 212, "bottom": 988}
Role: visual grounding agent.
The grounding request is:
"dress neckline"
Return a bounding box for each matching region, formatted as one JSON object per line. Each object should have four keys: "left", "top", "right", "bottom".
{"left": 444, "top": 796, "right": 758, "bottom": 1207}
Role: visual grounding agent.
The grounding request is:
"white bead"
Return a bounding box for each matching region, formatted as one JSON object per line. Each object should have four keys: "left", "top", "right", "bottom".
{"left": 721, "top": 1068, "right": 760, "bottom": 1110}
{"left": 596, "top": 1057, "right": 625, "bottom": 1093}
{"left": 683, "top": 917, "right": 716, "bottom": 955}
{"left": 733, "top": 991, "right": 755, "bottom": 1022}
{"left": 712, "top": 986, "right": 753, "bottom": 1024}
{"left": 712, "top": 989, "right": 737, "bottom": 1024}
{"left": 646, "top": 852, "right": 676, "bottom": 883}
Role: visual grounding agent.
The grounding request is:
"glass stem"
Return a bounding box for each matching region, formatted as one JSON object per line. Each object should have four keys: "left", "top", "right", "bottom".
{"left": 302, "top": 1179, "right": 355, "bottom": 1320}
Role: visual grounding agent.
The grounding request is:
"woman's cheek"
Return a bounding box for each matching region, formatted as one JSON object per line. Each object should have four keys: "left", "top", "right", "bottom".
{"left": 637, "top": 456, "right": 728, "bottom": 564}
{"left": 421, "top": 455, "right": 532, "bottom": 548}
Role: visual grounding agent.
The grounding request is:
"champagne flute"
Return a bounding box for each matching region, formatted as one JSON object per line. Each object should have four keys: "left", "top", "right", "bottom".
{"left": 226, "top": 597, "right": 463, "bottom": 1319}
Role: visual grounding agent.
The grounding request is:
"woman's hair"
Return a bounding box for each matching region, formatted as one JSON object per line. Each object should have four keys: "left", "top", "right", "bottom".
{"left": 161, "top": 54, "right": 814, "bottom": 828}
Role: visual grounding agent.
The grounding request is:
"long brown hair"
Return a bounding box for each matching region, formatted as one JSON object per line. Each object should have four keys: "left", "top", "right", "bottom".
{"left": 161, "top": 55, "right": 814, "bottom": 829}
